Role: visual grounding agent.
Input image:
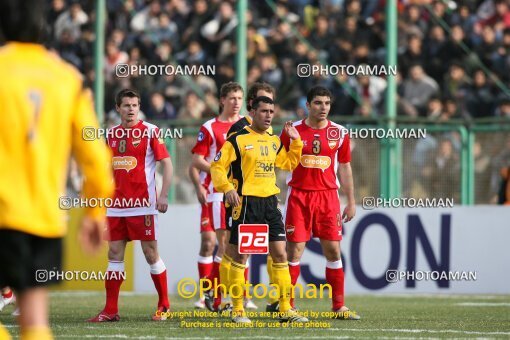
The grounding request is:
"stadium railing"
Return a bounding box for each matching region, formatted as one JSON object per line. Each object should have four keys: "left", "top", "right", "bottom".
{"left": 153, "top": 117, "right": 510, "bottom": 205}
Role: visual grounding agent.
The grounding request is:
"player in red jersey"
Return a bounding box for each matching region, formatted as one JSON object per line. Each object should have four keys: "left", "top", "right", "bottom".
{"left": 280, "top": 86, "right": 360, "bottom": 320}
{"left": 88, "top": 89, "right": 173, "bottom": 322}
{"left": 190, "top": 82, "right": 244, "bottom": 310}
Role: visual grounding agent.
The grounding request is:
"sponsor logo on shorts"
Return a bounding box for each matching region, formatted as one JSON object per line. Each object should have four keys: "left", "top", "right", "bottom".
{"left": 112, "top": 156, "right": 137, "bottom": 172}
{"left": 286, "top": 224, "right": 295, "bottom": 235}
{"left": 300, "top": 155, "right": 331, "bottom": 171}
{"left": 201, "top": 217, "right": 210, "bottom": 226}
{"left": 238, "top": 224, "right": 269, "bottom": 254}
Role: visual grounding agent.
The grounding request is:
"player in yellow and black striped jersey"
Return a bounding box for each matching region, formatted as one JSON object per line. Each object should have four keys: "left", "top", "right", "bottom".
{"left": 211, "top": 96, "right": 309, "bottom": 324}
{"left": 0, "top": 1, "right": 114, "bottom": 339}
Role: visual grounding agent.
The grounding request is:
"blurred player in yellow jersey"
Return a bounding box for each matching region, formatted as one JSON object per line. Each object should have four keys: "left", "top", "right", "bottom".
{"left": 0, "top": 1, "right": 114, "bottom": 339}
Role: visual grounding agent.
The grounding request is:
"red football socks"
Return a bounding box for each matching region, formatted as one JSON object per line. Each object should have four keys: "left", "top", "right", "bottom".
{"left": 326, "top": 260, "right": 345, "bottom": 310}
{"left": 288, "top": 262, "right": 300, "bottom": 308}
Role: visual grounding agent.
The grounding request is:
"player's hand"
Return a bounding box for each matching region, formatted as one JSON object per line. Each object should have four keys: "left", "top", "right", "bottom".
{"left": 157, "top": 195, "right": 169, "bottom": 213}
{"left": 79, "top": 215, "right": 105, "bottom": 255}
{"left": 195, "top": 185, "right": 208, "bottom": 204}
{"left": 225, "top": 190, "right": 241, "bottom": 207}
{"left": 283, "top": 121, "right": 299, "bottom": 140}
{"left": 342, "top": 202, "right": 356, "bottom": 223}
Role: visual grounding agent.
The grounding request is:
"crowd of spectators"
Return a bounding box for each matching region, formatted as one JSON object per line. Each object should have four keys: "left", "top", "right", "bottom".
{"left": 43, "top": 0, "right": 510, "bottom": 123}
{"left": 41, "top": 0, "right": 510, "bottom": 203}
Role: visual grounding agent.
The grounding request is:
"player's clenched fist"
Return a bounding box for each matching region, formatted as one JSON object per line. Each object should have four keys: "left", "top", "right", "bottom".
{"left": 283, "top": 121, "right": 299, "bottom": 140}
{"left": 156, "top": 196, "right": 169, "bottom": 213}
{"left": 225, "top": 189, "right": 241, "bottom": 207}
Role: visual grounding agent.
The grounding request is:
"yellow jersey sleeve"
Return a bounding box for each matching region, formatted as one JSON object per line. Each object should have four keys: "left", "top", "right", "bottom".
{"left": 211, "top": 140, "right": 237, "bottom": 193}
{"left": 275, "top": 137, "right": 303, "bottom": 171}
{"left": 71, "top": 88, "right": 114, "bottom": 219}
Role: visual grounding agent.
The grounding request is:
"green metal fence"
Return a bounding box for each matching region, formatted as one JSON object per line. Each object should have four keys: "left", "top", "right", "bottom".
{"left": 159, "top": 119, "right": 510, "bottom": 205}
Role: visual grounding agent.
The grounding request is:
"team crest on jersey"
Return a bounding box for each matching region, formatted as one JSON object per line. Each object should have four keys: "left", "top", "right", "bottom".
{"left": 132, "top": 138, "right": 141, "bottom": 147}
{"left": 214, "top": 151, "right": 221, "bottom": 161}
{"left": 198, "top": 131, "right": 204, "bottom": 142}
{"left": 328, "top": 140, "right": 337, "bottom": 149}
{"left": 286, "top": 225, "right": 295, "bottom": 235}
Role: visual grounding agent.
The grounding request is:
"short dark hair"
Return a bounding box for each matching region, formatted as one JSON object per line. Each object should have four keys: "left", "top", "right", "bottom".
{"left": 252, "top": 96, "right": 274, "bottom": 110}
{"left": 247, "top": 82, "right": 275, "bottom": 111}
{"left": 306, "top": 86, "right": 332, "bottom": 103}
{"left": 0, "top": 0, "right": 47, "bottom": 43}
{"left": 115, "top": 89, "right": 141, "bottom": 107}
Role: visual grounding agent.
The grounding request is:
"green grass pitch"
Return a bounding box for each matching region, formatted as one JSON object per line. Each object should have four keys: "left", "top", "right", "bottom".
{"left": 1, "top": 293, "right": 509, "bottom": 338}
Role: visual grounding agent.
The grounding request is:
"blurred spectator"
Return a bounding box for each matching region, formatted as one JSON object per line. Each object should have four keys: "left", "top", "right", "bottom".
{"left": 175, "top": 40, "right": 206, "bottom": 65}
{"left": 181, "top": 0, "right": 210, "bottom": 45}
{"left": 495, "top": 97, "right": 510, "bottom": 117}
{"left": 54, "top": 2, "right": 88, "bottom": 41}
{"left": 308, "top": 14, "right": 332, "bottom": 52}
{"left": 443, "top": 62, "right": 471, "bottom": 99}
{"left": 201, "top": 1, "right": 238, "bottom": 59}
{"left": 104, "top": 40, "right": 129, "bottom": 84}
{"left": 438, "top": 97, "right": 469, "bottom": 121}
{"left": 400, "top": 34, "right": 425, "bottom": 78}
{"left": 402, "top": 64, "right": 439, "bottom": 115}
{"left": 425, "top": 95, "right": 443, "bottom": 120}
{"left": 474, "top": 141, "right": 492, "bottom": 202}
{"left": 466, "top": 69, "right": 496, "bottom": 118}
{"left": 422, "top": 139, "right": 461, "bottom": 201}
{"left": 147, "top": 92, "right": 177, "bottom": 120}
{"left": 178, "top": 91, "right": 206, "bottom": 120}
{"left": 130, "top": 0, "right": 161, "bottom": 33}
{"left": 258, "top": 53, "right": 283, "bottom": 89}
{"left": 352, "top": 72, "right": 387, "bottom": 116}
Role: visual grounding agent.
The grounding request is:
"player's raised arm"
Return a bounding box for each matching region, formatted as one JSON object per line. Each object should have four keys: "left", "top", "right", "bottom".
{"left": 275, "top": 121, "right": 303, "bottom": 171}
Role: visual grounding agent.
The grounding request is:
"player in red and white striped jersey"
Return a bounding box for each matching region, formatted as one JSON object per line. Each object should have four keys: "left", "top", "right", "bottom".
{"left": 89, "top": 89, "right": 173, "bottom": 322}
{"left": 280, "top": 86, "right": 360, "bottom": 319}
{"left": 190, "top": 82, "right": 243, "bottom": 310}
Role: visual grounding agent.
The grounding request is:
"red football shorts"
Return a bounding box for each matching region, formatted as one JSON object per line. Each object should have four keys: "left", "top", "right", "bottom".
{"left": 200, "top": 203, "right": 213, "bottom": 232}
{"left": 284, "top": 187, "right": 342, "bottom": 242}
{"left": 208, "top": 201, "right": 226, "bottom": 231}
{"left": 106, "top": 215, "right": 158, "bottom": 241}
